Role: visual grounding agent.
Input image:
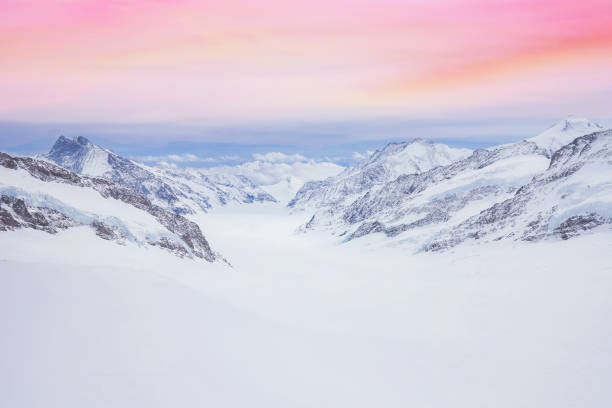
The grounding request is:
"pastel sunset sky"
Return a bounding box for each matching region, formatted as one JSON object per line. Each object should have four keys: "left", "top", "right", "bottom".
{"left": 1, "top": 0, "right": 611, "bottom": 147}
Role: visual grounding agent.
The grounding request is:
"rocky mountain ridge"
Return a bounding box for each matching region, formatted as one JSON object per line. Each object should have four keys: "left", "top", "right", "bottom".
{"left": 45, "top": 136, "right": 276, "bottom": 215}
{"left": 290, "top": 118, "right": 612, "bottom": 251}
{"left": 425, "top": 129, "right": 612, "bottom": 251}
{"left": 0, "top": 152, "right": 223, "bottom": 263}
{"left": 289, "top": 139, "right": 472, "bottom": 210}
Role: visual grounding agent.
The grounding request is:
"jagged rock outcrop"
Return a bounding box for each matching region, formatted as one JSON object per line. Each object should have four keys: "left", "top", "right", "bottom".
{"left": 0, "top": 195, "right": 77, "bottom": 233}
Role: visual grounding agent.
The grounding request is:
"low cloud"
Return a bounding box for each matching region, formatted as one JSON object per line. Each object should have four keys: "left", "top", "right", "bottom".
{"left": 132, "top": 154, "right": 241, "bottom": 164}
{"left": 134, "top": 150, "right": 344, "bottom": 186}
{"left": 252, "top": 152, "right": 307, "bottom": 163}
{"left": 206, "top": 161, "right": 343, "bottom": 186}
{"left": 204, "top": 151, "right": 343, "bottom": 186}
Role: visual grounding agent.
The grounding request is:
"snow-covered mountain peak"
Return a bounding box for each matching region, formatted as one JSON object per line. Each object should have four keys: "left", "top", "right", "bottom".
{"left": 528, "top": 116, "right": 604, "bottom": 157}
{"left": 559, "top": 116, "right": 600, "bottom": 131}
{"left": 52, "top": 135, "right": 93, "bottom": 149}
{"left": 289, "top": 123, "right": 612, "bottom": 249}
{"left": 47, "top": 135, "right": 112, "bottom": 177}
{"left": 45, "top": 136, "right": 277, "bottom": 214}
{"left": 0, "top": 151, "right": 223, "bottom": 263}
{"left": 289, "top": 139, "right": 472, "bottom": 211}
{"left": 356, "top": 138, "right": 472, "bottom": 178}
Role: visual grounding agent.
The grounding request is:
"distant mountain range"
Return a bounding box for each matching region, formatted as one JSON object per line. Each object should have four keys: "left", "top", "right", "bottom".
{"left": 1, "top": 117, "right": 610, "bottom": 260}
{"left": 290, "top": 117, "right": 612, "bottom": 251}
{"left": 0, "top": 135, "right": 292, "bottom": 263}
{"left": 45, "top": 135, "right": 276, "bottom": 215}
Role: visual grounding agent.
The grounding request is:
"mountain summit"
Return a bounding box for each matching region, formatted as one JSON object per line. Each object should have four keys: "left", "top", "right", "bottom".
{"left": 528, "top": 117, "right": 603, "bottom": 157}
{"left": 45, "top": 136, "right": 275, "bottom": 214}
{"left": 355, "top": 139, "right": 472, "bottom": 179}
{"left": 47, "top": 136, "right": 113, "bottom": 176}
{"left": 289, "top": 138, "right": 471, "bottom": 211}
{"left": 289, "top": 120, "right": 611, "bottom": 250}
{"left": 0, "top": 151, "right": 222, "bottom": 262}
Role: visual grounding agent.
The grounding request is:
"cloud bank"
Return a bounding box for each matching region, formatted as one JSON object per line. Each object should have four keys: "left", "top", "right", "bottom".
{"left": 133, "top": 153, "right": 241, "bottom": 164}
{"left": 203, "top": 152, "right": 343, "bottom": 186}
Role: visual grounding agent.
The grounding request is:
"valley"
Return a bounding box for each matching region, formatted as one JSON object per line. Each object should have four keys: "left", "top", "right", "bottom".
{"left": 2, "top": 199, "right": 612, "bottom": 407}
{"left": 2, "top": 117, "right": 612, "bottom": 407}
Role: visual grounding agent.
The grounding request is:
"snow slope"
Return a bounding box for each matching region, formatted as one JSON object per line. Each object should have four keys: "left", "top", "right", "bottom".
{"left": 2, "top": 119, "right": 612, "bottom": 407}
{"left": 294, "top": 140, "right": 548, "bottom": 246}
{"left": 426, "top": 129, "right": 612, "bottom": 251}
{"left": 527, "top": 116, "right": 604, "bottom": 157}
{"left": 290, "top": 118, "right": 611, "bottom": 250}
{"left": 0, "top": 152, "right": 220, "bottom": 262}
{"left": 1, "top": 202, "right": 611, "bottom": 407}
{"left": 289, "top": 139, "right": 472, "bottom": 211}
{"left": 260, "top": 175, "right": 306, "bottom": 204}
{"left": 357, "top": 139, "right": 472, "bottom": 177}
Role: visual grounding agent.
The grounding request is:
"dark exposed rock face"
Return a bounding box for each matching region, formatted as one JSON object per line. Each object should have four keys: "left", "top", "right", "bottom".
{"left": 0, "top": 152, "right": 218, "bottom": 262}
{"left": 47, "top": 136, "right": 94, "bottom": 172}
{"left": 150, "top": 236, "right": 190, "bottom": 258}
{"left": 553, "top": 213, "right": 609, "bottom": 240}
{"left": 0, "top": 195, "right": 77, "bottom": 233}
{"left": 345, "top": 209, "right": 453, "bottom": 242}
{"left": 2, "top": 151, "right": 81, "bottom": 184}
{"left": 91, "top": 220, "right": 125, "bottom": 241}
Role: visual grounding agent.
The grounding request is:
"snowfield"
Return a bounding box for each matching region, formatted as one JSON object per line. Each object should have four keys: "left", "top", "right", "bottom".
{"left": 0, "top": 166, "right": 167, "bottom": 242}
{"left": 2, "top": 201, "right": 612, "bottom": 407}
{"left": 2, "top": 117, "right": 612, "bottom": 406}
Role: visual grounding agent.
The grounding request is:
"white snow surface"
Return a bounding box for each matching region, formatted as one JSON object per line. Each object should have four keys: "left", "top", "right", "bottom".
{"left": 528, "top": 116, "right": 604, "bottom": 156}
{"left": 356, "top": 139, "right": 472, "bottom": 177}
{"left": 288, "top": 139, "right": 472, "bottom": 214}
{"left": 77, "top": 144, "right": 113, "bottom": 176}
{"left": 0, "top": 166, "right": 166, "bottom": 240}
{"left": 1, "top": 201, "right": 612, "bottom": 407}
{"left": 260, "top": 175, "right": 306, "bottom": 204}
{"left": 290, "top": 140, "right": 551, "bottom": 247}
{"left": 373, "top": 153, "right": 550, "bottom": 248}
{"left": 3, "top": 121, "right": 612, "bottom": 406}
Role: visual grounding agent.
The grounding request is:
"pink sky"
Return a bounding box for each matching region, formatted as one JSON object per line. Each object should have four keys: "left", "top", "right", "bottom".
{"left": 1, "top": 0, "right": 611, "bottom": 123}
